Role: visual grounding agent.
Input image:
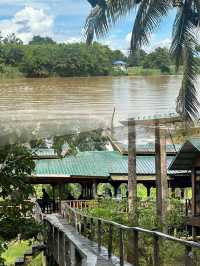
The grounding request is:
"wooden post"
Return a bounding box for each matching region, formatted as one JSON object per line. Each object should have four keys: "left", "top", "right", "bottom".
{"left": 146, "top": 185, "right": 151, "bottom": 197}
{"left": 108, "top": 224, "right": 113, "bottom": 259}
{"left": 119, "top": 228, "right": 124, "bottom": 266}
{"left": 92, "top": 181, "right": 97, "bottom": 199}
{"left": 185, "top": 246, "right": 193, "bottom": 266}
{"left": 128, "top": 119, "right": 137, "bottom": 224}
{"left": 153, "top": 235, "right": 160, "bottom": 266}
{"left": 171, "top": 187, "right": 175, "bottom": 198}
{"left": 133, "top": 230, "right": 139, "bottom": 266}
{"left": 192, "top": 168, "right": 196, "bottom": 217}
{"left": 155, "top": 121, "right": 168, "bottom": 230}
{"left": 98, "top": 220, "right": 102, "bottom": 252}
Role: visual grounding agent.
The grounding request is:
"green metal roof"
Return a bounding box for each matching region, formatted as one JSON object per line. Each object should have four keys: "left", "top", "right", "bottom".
{"left": 169, "top": 138, "right": 200, "bottom": 171}
{"left": 32, "top": 148, "right": 58, "bottom": 158}
{"left": 120, "top": 143, "right": 181, "bottom": 153}
{"left": 34, "top": 151, "right": 177, "bottom": 177}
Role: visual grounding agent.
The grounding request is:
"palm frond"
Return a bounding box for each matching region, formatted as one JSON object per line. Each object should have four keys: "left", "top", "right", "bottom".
{"left": 130, "top": 0, "right": 171, "bottom": 51}
{"left": 176, "top": 43, "right": 199, "bottom": 120}
{"left": 171, "top": 0, "right": 200, "bottom": 120}
{"left": 85, "top": 0, "right": 137, "bottom": 44}
{"left": 194, "top": 0, "right": 200, "bottom": 22}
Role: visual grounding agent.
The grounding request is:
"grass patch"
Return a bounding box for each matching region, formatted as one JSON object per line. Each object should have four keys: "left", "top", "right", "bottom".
{"left": 127, "top": 65, "right": 184, "bottom": 76}
{"left": 2, "top": 241, "right": 30, "bottom": 265}
{"left": 0, "top": 65, "right": 23, "bottom": 79}
{"left": 28, "top": 253, "right": 43, "bottom": 266}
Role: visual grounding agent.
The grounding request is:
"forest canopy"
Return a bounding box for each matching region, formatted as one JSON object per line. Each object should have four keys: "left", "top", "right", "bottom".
{"left": 0, "top": 34, "right": 197, "bottom": 78}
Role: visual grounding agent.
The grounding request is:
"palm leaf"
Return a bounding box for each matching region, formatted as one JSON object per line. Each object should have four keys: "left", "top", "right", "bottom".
{"left": 85, "top": 0, "right": 137, "bottom": 44}
{"left": 130, "top": 0, "right": 171, "bottom": 51}
{"left": 171, "top": 0, "right": 200, "bottom": 120}
{"left": 176, "top": 44, "right": 199, "bottom": 120}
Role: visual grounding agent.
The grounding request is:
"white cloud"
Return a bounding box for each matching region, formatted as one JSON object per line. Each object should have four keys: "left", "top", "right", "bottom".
{"left": 0, "top": 6, "right": 54, "bottom": 44}
{"left": 65, "top": 37, "right": 81, "bottom": 44}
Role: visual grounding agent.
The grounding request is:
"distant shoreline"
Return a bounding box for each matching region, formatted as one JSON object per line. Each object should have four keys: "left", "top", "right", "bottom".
{"left": 0, "top": 66, "right": 185, "bottom": 80}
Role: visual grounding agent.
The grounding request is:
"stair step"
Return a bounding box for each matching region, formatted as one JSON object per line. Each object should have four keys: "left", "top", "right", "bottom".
{"left": 15, "top": 257, "right": 24, "bottom": 265}
{"left": 24, "top": 250, "right": 33, "bottom": 257}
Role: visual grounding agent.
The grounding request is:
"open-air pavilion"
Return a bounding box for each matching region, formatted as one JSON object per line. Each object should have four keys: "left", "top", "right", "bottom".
{"left": 29, "top": 145, "right": 190, "bottom": 201}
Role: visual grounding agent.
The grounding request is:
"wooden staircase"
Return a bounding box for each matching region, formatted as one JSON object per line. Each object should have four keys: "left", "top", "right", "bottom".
{"left": 15, "top": 244, "right": 45, "bottom": 266}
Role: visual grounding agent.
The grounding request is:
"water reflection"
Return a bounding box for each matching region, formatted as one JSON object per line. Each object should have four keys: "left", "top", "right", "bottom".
{"left": 0, "top": 75, "right": 197, "bottom": 143}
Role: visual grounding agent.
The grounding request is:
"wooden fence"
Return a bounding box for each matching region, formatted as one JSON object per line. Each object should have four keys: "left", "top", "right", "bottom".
{"left": 62, "top": 203, "right": 200, "bottom": 266}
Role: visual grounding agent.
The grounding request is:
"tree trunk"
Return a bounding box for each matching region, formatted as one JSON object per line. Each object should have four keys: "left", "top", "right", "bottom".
{"left": 128, "top": 119, "right": 137, "bottom": 225}
{"left": 155, "top": 122, "right": 168, "bottom": 231}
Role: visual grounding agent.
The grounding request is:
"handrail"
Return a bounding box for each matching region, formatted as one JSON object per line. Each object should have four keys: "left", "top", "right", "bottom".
{"left": 62, "top": 203, "right": 200, "bottom": 266}
{"left": 44, "top": 214, "right": 98, "bottom": 266}
{"left": 63, "top": 203, "right": 200, "bottom": 248}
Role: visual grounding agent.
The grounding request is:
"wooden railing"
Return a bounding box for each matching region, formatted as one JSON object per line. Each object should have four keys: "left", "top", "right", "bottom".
{"left": 44, "top": 214, "right": 97, "bottom": 266}
{"left": 62, "top": 203, "right": 200, "bottom": 266}
{"left": 64, "top": 200, "right": 97, "bottom": 210}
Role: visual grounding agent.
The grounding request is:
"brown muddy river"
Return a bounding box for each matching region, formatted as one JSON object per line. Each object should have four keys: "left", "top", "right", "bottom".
{"left": 0, "top": 75, "right": 195, "bottom": 142}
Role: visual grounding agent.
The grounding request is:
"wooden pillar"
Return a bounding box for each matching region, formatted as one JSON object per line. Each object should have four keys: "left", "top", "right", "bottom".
{"left": 192, "top": 168, "right": 196, "bottom": 217}
{"left": 58, "top": 184, "right": 62, "bottom": 213}
{"left": 52, "top": 185, "right": 55, "bottom": 212}
{"left": 192, "top": 168, "right": 196, "bottom": 241}
{"left": 92, "top": 181, "right": 97, "bottom": 199}
{"left": 171, "top": 187, "right": 175, "bottom": 198}
{"left": 155, "top": 122, "right": 168, "bottom": 230}
{"left": 128, "top": 119, "right": 137, "bottom": 224}
{"left": 146, "top": 186, "right": 151, "bottom": 197}
{"left": 180, "top": 188, "right": 185, "bottom": 199}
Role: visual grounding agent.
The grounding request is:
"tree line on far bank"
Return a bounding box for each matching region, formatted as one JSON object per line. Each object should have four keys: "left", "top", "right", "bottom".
{"left": 0, "top": 34, "right": 199, "bottom": 78}
{"left": 0, "top": 34, "right": 126, "bottom": 78}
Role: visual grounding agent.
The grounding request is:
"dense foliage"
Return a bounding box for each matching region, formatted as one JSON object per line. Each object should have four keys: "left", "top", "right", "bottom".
{"left": 0, "top": 34, "right": 125, "bottom": 78}
{"left": 0, "top": 144, "right": 42, "bottom": 265}
{"left": 128, "top": 48, "right": 172, "bottom": 73}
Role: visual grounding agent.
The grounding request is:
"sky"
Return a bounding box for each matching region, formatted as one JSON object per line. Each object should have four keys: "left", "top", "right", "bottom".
{"left": 0, "top": 0, "right": 177, "bottom": 53}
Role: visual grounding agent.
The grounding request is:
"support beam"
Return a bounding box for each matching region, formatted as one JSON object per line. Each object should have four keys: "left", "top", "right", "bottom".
{"left": 171, "top": 187, "right": 175, "bottom": 198}
{"left": 155, "top": 122, "right": 168, "bottom": 230}
{"left": 92, "top": 182, "right": 97, "bottom": 199}
{"left": 128, "top": 119, "right": 137, "bottom": 224}
{"left": 146, "top": 186, "right": 151, "bottom": 197}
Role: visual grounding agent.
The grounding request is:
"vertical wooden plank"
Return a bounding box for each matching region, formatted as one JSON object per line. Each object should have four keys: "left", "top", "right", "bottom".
{"left": 84, "top": 216, "right": 87, "bottom": 237}
{"left": 133, "top": 230, "right": 139, "bottom": 266}
{"left": 90, "top": 218, "right": 94, "bottom": 241}
{"left": 155, "top": 122, "right": 167, "bottom": 231}
{"left": 108, "top": 224, "right": 113, "bottom": 259}
{"left": 192, "top": 168, "right": 196, "bottom": 217}
{"left": 153, "top": 235, "right": 160, "bottom": 266}
{"left": 185, "top": 246, "right": 193, "bottom": 266}
{"left": 98, "top": 220, "right": 102, "bottom": 252}
{"left": 119, "top": 228, "right": 124, "bottom": 266}
{"left": 128, "top": 119, "right": 137, "bottom": 224}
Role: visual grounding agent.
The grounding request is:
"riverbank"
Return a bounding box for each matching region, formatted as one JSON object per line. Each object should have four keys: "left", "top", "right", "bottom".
{"left": 128, "top": 65, "right": 184, "bottom": 76}
{"left": 0, "top": 65, "right": 184, "bottom": 79}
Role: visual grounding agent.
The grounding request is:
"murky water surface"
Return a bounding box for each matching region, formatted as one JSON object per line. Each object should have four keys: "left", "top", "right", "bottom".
{"left": 0, "top": 75, "right": 197, "bottom": 142}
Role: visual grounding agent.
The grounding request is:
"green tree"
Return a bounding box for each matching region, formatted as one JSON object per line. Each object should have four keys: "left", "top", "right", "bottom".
{"left": 85, "top": 0, "right": 200, "bottom": 121}
{"left": 3, "top": 34, "right": 23, "bottom": 45}
{"left": 127, "top": 49, "right": 146, "bottom": 67}
{"left": 29, "top": 36, "right": 56, "bottom": 45}
{"left": 0, "top": 144, "right": 42, "bottom": 264}
{"left": 142, "top": 47, "right": 171, "bottom": 73}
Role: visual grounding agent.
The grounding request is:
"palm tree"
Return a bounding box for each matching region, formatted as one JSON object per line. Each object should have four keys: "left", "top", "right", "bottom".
{"left": 85, "top": 0, "right": 200, "bottom": 121}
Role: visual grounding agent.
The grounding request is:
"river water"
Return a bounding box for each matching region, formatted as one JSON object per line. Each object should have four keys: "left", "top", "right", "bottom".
{"left": 0, "top": 75, "right": 193, "bottom": 143}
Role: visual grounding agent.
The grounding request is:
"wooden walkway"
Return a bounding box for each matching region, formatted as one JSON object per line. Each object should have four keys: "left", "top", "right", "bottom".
{"left": 45, "top": 214, "right": 131, "bottom": 266}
